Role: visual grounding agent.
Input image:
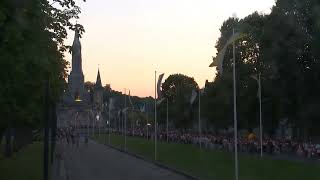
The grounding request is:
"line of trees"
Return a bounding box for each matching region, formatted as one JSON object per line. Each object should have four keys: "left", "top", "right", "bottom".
{"left": 203, "top": 0, "right": 320, "bottom": 139}
{"left": 155, "top": 0, "right": 320, "bottom": 139}
{"left": 111, "top": 0, "right": 320, "bottom": 139}
{"left": 0, "top": 0, "right": 84, "bottom": 157}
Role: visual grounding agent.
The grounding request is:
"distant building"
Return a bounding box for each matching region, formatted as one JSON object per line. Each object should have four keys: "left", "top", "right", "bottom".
{"left": 105, "top": 84, "right": 111, "bottom": 91}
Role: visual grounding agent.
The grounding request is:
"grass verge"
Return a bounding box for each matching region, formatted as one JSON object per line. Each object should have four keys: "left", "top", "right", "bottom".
{"left": 95, "top": 134, "right": 320, "bottom": 180}
{"left": 0, "top": 142, "right": 43, "bottom": 180}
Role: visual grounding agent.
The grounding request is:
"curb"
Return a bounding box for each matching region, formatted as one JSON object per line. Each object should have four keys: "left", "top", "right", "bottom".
{"left": 102, "top": 143, "right": 200, "bottom": 180}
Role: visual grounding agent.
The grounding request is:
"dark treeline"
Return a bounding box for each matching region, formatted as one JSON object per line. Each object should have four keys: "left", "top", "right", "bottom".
{"left": 0, "top": 0, "right": 85, "bottom": 157}
{"left": 204, "top": 0, "right": 320, "bottom": 139}
{"left": 157, "top": 0, "right": 320, "bottom": 139}
{"left": 111, "top": 0, "right": 320, "bottom": 140}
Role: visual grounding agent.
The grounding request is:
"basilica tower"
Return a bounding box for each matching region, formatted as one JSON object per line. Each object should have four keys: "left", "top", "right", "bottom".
{"left": 67, "top": 30, "right": 86, "bottom": 101}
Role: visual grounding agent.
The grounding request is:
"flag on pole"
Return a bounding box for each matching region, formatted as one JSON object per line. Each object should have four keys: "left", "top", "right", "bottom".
{"left": 157, "top": 73, "right": 165, "bottom": 105}
{"left": 109, "top": 98, "right": 114, "bottom": 110}
{"left": 140, "top": 104, "right": 145, "bottom": 112}
{"left": 108, "top": 98, "right": 114, "bottom": 119}
{"left": 128, "top": 90, "right": 134, "bottom": 109}
{"left": 190, "top": 89, "right": 198, "bottom": 105}
{"left": 200, "top": 88, "right": 205, "bottom": 95}
{"left": 156, "top": 98, "right": 165, "bottom": 105}
{"left": 209, "top": 32, "right": 246, "bottom": 74}
{"left": 157, "top": 73, "right": 164, "bottom": 98}
{"left": 250, "top": 74, "right": 260, "bottom": 97}
{"left": 117, "top": 110, "right": 122, "bottom": 118}
{"left": 122, "top": 107, "right": 130, "bottom": 113}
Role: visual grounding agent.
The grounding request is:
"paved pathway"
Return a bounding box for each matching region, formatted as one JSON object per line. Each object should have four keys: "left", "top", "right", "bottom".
{"left": 53, "top": 140, "right": 190, "bottom": 180}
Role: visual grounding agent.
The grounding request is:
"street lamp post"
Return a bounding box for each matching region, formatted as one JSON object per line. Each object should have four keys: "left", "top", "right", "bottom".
{"left": 108, "top": 102, "right": 111, "bottom": 144}
{"left": 90, "top": 110, "right": 95, "bottom": 137}
{"left": 154, "top": 71, "right": 157, "bottom": 161}
{"left": 124, "top": 88, "right": 127, "bottom": 151}
{"left": 107, "top": 120, "right": 110, "bottom": 144}
{"left": 199, "top": 89, "right": 202, "bottom": 149}
{"left": 96, "top": 114, "right": 100, "bottom": 137}
{"left": 146, "top": 107, "right": 149, "bottom": 140}
{"left": 232, "top": 28, "right": 239, "bottom": 180}
{"left": 43, "top": 78, "right": 50, "bottom": 180}
{"left": 166, "top": 98, "right": 169, "bottom": 143}
{"left": 258, "top": 73, "right": 263, "bottom": 158}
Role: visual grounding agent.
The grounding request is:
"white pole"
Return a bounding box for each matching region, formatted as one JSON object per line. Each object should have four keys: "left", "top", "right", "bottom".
{"left": 154, "top": 71, "right": 157, "bottom": 161}
{"left": 99, "top": 115, "right": 101, "bottom": 137}
{"left": 166, "top": 98, "right": 169, "bottom": 143}
{"left": 124, "top": 89, "right": 127, "bottom": 151}
{"left": 259, "top": 73, "right": 263, "bottom": 157}
{"left": 233, "top": 28, "right": 239, "bottom": 180}
{"left": 123, "top": 89, "right": 125, "bottom": 138}
{"left": 146, "top": 105, "right": 149, "bottom": 140}
{"left": 199, "top": 89, "right": 201, "bottom": 149}
{"left": 109, "top": 106, "right": 111, "bottom": 144}
{"left": 74, "top": 113, "right": 77, "bottom": 131}
{"left": 92, "top": 112, "right": 95, "bottom": 137}
{"left": 132, "top": 114, "right": 134, "bottom": 136}
{"left": 87, "top": 112, "right": 89, "bottom": 137}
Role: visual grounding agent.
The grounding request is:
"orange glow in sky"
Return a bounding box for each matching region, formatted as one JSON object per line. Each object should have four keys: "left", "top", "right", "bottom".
{"left": 65, "top": 0, "right": 275, "bottom": 97}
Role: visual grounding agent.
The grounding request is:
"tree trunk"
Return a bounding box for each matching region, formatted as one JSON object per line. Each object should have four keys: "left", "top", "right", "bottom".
{"left": 4, "top": 128, "right": 12, "bottom": 157}
{"left": 0, "top": 128, "right": 4, "bottom": 146}
{"left": 12, "top": 128, "right": 19, "bottom": 152}
{"left": 12, "top": 128, "right": 26, "bottom": 152}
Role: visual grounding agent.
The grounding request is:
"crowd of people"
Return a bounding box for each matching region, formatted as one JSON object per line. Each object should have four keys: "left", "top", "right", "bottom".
{"left": 56, "top": 127, "right": 88, "bottom": 146}
{"left": 116, "top": 127, "right": 320, "bottom": 160}
{"left": 55, "top": 126, "right": 320, "bottom": 160}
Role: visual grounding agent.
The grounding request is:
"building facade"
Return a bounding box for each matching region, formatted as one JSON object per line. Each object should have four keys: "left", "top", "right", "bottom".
{"left": 57, "top": 30, "right": 105, "bottom": 129}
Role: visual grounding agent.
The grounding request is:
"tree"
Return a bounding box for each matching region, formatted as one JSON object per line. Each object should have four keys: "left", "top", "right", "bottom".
{"left": 206, "top": 13, "right": 266, "bottom": 131}
{"left": 207, "top": 0, "right": 320, "bottom": 138}
{"left": 160, "top": 74, "right": 199, "bottom": 129}
{"left": 262, "top": 0, "right": 320, "bottom": 137}
{"left": 0, "top": 0, "right": 85, "bottom": 156}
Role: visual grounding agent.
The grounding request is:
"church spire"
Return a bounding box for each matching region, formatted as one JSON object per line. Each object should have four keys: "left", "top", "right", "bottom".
{"left": 72, "top": 30, "right": 81, "bottom": 50}
{"left": 71, "top": 29, "right": 82, "bottom": 73}
{"left": 95, "top": 68, "right": 102, "bottom": 88}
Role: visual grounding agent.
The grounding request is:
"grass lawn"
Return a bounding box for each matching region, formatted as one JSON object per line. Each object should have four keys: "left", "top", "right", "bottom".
{"left": 0, "top": 142, "right": 43, "bottom": 180}
{"left": 95, "top": 134, "right": 320, "bottom": 180}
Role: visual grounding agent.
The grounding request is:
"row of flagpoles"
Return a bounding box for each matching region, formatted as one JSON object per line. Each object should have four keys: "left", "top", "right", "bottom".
{"left": 104, "top": 27, "right": 262, "bottom": 180}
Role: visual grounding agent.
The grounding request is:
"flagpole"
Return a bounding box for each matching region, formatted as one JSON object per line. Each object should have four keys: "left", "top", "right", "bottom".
{"left": 199, "top": 89, "right": 201, "bottom": 149}
{"left": 233, "top": 28, "right": 239, "bottom": 180}
{"left": 87, "top": 112, "right": 89, "bottom": 138}
{"left": 108, "top": 105, "right": 111, "bottom": 144}
{"left": 146, "top": 102, "right": 149, "bottom": 140}
{"left": 166, "top": 98, "right": 169, "bottom": 143}
{"left": 98, "top": 118, "right": 100, "bottom": 137}
{"left": 259, "top": 73, "right": 263, "bottom": 157}
{"left": 92, "top": 111, "right": 95, "bottom": 136}
{"left": 154, "top": 71, "right": 157, "bottom": 161}
{"left": 124, "top": 89, "right": 127, "bottom": 151}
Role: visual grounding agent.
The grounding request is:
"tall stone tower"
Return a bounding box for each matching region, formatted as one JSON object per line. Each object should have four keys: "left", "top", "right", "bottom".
{"left": 67, "top": 30, "right": 86, "bottom": 102}
{"left": 93, "top": 69, "right": 104, "bottom": 111}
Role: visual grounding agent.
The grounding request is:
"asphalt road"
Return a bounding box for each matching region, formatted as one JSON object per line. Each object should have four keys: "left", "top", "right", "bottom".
{"left": 61, "top": 140, "right": 190, "bottom": 180}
